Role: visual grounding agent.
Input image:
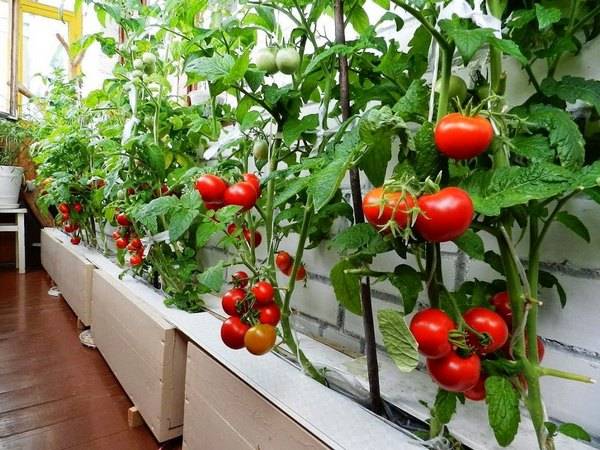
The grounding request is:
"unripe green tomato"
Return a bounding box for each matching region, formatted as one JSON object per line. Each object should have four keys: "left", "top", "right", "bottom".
{"left": 254, "top": 48, "right": 278, "bottom": 74}
{"left": 436, "top": 75, "right": 468, "bottom": 104}
{"left": 275, "top": 48, "right": 300, "bottom": 75}
{"left": 130, "top": 69, "right": 143, "bottom": 79}
{"left": 143, "top": 62, "right": 155, "bottom": 75}
{"left": 133, "top": 59, "right": 144, "bottom": 70}
{"left": 476, "top": 84, "right": 491, "bottom": 101}
{"left": 142, "top": 52, "right": 157, "bottom": 65}
{"left": 117, "top": 189, "right": 126, "bottom": 200}
{"left": 253, "top": 139, "right": 268, "bottom": 160}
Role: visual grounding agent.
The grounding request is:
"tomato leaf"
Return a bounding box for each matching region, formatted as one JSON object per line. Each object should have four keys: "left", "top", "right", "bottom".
{"left": 541, "top": 76, "right": 600, "bottom": 115}
{"left": 535, "top": 4, "right": 562, "bottom": 30}
{"left": 485, "top": 376, "right": 521, "bottom": 447}
{"left": 555, "top": 211, "right": 590, "bottom": 243}
{"left": 392, "top": 79, "right": 429, "bottom": 121}
{"left": 198, "top": 261, "right": 225, "bottom": 292}
{"left": 330, "top": 223, "right": 389, "bottom": 256}
{"left": 169, "top": 209, "right": 199, "bottom": 241}
{"left": 186, "top": 54, "right": 235, "bottom": 82}
{"left": 558, "top": 423, "right": 591, "bottom": 442}
{"left": 539, "top": 271, "right": 567, "bottom": 307}
{"left": 453, "top": 229, "right": 485, "bottom": 261}
{"left": 330, "top": 259, "right": 362, "bottom": 316}
{"left": 274, "top": 176, "right": 310, "bottom": 207}
{"left": 413, "top": 122, "right": 442, "bottom": 179}
{"left": 282, "top": 114, "right": 318, "bottom": 146}
{"left": 388, "top": 265, "right": 423, "bottom": 314}
{"left": 195, "top": 221, "right": 221, "bottom": 248}
{"left": 510, "top": 135, "right": 554, "bottom": 162}
{"left": 377, "top": 309, "right": 418, "bottom": 372}
{"left": 359, "top": 136, "right": 391, "bottom": 187}
{"left": 432, "top": 389, "right": 458, "bottom": 426}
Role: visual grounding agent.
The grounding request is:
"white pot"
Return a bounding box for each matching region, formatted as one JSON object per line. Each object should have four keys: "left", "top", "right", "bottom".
{"left": 0, "top": 165, "right": 23, "bottom": 209}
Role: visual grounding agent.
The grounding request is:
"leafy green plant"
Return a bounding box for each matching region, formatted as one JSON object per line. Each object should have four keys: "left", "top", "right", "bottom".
{"left": 0, "top": 118, "right": 31, "bottom": 166}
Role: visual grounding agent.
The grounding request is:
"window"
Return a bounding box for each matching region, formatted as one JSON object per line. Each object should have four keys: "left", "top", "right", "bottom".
{"left": 0, "top": 0, "right": 15, "bottom": 116}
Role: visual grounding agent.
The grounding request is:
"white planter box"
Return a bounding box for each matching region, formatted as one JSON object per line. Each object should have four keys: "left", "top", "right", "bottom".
{"left": 91, "top": 269, "right": 187, "bottom": 442}
{"left": 41, "top": 228, "right": 94, "bottom": 326}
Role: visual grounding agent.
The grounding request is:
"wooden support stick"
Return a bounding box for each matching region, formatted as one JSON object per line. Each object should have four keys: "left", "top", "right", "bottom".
{"left": 128, "top": 406, "right": 144, "bottom": 428}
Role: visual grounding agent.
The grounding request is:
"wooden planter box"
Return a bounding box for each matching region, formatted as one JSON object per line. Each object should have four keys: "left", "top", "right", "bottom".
{"left": 40, "top": 228, "right": 94, "bottom": 326}
{"left": 183, "top": 342, "right": 329, "bottom": 450}
{"left": 91, "top": 269, "right": 186, "bottom": 442}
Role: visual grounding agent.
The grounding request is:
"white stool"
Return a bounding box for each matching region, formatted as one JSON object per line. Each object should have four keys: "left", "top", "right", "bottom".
{"left": 0, "top": 208, "right": 27, "bottom": 273}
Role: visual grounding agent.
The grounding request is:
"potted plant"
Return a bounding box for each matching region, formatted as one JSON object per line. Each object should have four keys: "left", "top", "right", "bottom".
{"left": 0, "top": 119, "right": 28, "bottom": 208}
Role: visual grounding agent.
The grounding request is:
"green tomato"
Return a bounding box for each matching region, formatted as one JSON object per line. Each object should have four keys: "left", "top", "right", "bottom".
{"left": 133, "top": 59, "right": 144, "bottom": 70}
{"left": 436, "top": 75, "right": 468, "bottom": 104}
{"left": 253, "top": 140, "right": 268, "bottom": 160}
{"left": 254, "top": 48, "right": 277, "bottom": 74}
{"left": 142, "top": 52, "right": 157, "bottom": 65}
{"left": 130, "top": 69, "right": 143, "bottom": 79}
{"left": 275, "top": 48, "right": 300, "bottom": 75}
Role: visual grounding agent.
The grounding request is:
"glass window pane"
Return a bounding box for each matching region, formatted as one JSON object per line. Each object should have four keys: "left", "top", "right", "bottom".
{"left": 32, "top": 0, "right": 76, "bottom": 12}
{"left": 0, "top": 0, "right": 10, "bottom": 113}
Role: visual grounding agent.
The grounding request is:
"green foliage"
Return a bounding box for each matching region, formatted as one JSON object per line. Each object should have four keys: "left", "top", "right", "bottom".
{"left": 377, "top": 309, "right": 419, "bottom": 372}
{"left": 485, "top": 376, "right": 521, "bottom": 447}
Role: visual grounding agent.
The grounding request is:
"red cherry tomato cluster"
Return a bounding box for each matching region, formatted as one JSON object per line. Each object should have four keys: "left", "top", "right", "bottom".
{"left": 59, "top": 202, "right": 83, "bottom": 245}
{"left": 275, "top": 251, "right": 306, "bottom": 280}
{"left": 112, "top": 213, "right": 144, "bottom": 267}
{"left": 220, "top": 275, "right": 279, "bottom": 356}
{"left": 227, "top": 223, "right": 262, "bottom": 247}
{"left": 195, "top": 173, "right": 261, "bottom": 211}
{"left": 363, "top": 187, "right": 473, "bottom": 242}
{"left": 410, "top": 306, "right": 509, "bottom": 397}
{"left": 434, "top": 113, "right": 494, "bottom": 160}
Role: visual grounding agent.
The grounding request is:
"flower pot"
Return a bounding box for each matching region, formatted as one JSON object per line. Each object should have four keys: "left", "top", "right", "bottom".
{"left": 0, "top": 165, "right": 23, "bottom": 208}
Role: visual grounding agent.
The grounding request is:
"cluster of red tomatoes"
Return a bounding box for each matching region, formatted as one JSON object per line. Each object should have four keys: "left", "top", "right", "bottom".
{"left": 111, "top": 213, "right": 145, "bottom": 267}
{"left": 195, "top": 173, "right": 261, "bottom": 211}
{"left": 59, "top": 202, "right": 83, "bottom": 245}
{"left": 275, "top": 251, "right": 306, "bottom": 280}
{"left": 220, "top": 273, "right": 280, "bottom": 356}
{"left": 363, "top": 186, "right": 474, "bottom": 243}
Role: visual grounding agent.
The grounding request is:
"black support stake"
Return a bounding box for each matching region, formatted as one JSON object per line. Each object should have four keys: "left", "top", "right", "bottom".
{"left": 334, "top": 0, "right": 385, "bottom": 415}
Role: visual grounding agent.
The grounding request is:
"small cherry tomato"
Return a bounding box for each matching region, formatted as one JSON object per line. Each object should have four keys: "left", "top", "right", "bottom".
{"left": 275, "top": 48, "right": 300, "bottom": 75}
{"left": 130, "top": 254, "right": 142, "bottom": 266}
{"left": 537, "top": 336, "right": 545, "bottom": 362}
{"left": 243, "top": 228, "right": 262, "bottom": 247}
{"left": 128, "top": 237, "right": 143, "bottom": 250}
{"left": 61, "top": 212, "right": 70, "bottom": 221}
{"left": 116, "top": 238, "right": 129, "bottom": 249}
{"left": 435, "top": 113, "right": 494, "bottom": 160}
{"left": 415, "top": 187, "right": 473, "bottom": 243}
{"left": 362, "top": 188, "right": 415, "bottom": 231}
{"left": 257, "top": 304, "right": 281, "bottom": 326}
{"left": 70, "top": 236, "right": 81, "bottom": 245}
{"left": 58, "top": 203, "right": 70, "bottom": 214}
{"left": 276, "top": 251, "right": 293, "bottom": 272}
{"left": 112, "top": 230, "right": 121, "bottom": 240}
{"left": 73, "top": 202, "right": 83, "bottom": 213}
{"left": 254, "top": 48, "right": 278, "bottom": 74}
{"left": 116, "top": 213, "right": 131, "bottom": 227}
{"left": 222, "top": 288, "right": 247, "bottom": 316}
{"left": 242, "top": 173, "right": 261, "bottom": 195}
{"left": 426, "top": 351, "right": 481, "bottom": 392}
{"left": 410, "top": 308, "right": 456, "bottom": 359}
{"left": 244, "top": 324, "right": 277, "bottom": 355}
{"left": 464, "top": 374, "right": 487, "bottom": 401}
{"left": 195, "top": 174, "right": 228, "bottom": 203}
{"left": 490, "top": 291, "right": 513, "bottom": 327}
{"left": 463, "top": 307, "right": 509, "bottom": 355}
{"left": 251, "top": 281, "right": 274, "bottom": 305}
{"left": 231, "top": 271, "right": 249, "bottom": 288}
{"left": 64, "top": 224, "right": 74, "bottom": 233}
{"left": 223, "top": 182, "right": 258, "bottom": 211}
{"left": 221, "top": 317, "right": 250, "bottom": 350}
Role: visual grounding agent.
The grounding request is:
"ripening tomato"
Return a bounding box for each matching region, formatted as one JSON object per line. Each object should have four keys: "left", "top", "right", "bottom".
{"left": 221, "top": 317, "right": 250, "bottom": 350}
{"left": 116, "top": 213, "right": 131, "bottom": 227}
{"left": 463, "top": 374, "right": 487, "bottom": 401}
{"left": 362, "top": 188, "right": 415, "bottom": 230}
{"left": 276, "top": 251, "right": 293, "bottom": 272}
{"left": 58, "top": 203, "right": 70, "bottom": 214}
{"left": 426, "top": 351, "right": 481, "bottom": 392}
{"left": 257, "top": 304, "right": 281, "bottom": 326}
{"left": 70, "top": 236, "right": 81, "bottom": 245}
{"left": 253, "top": 140, "right": 269, "bottom": 160}
{"left": 130, "top": 254, "right": 142, "bottom": 266}
{"left": 463, "top": 307, "right": 509, "bottom": 354}
{"left": 222, "top": 288, "right": 247, "bottom": 316}
{"left": 415, "top": 187, "right": 473, "bottom": 242}
{"left": 116, "top": 238, "right": 129, "bottom": 250}
{"left": 112, "top": 230, "right": 121, "bottom": 241}
{"left": 410, "top": 308, "right": 456, "bottom": 359}
{"left": 244, "top": 324, "right": 277, "bottom": 355}
{"left": 73, "top": 202, "right": 83, "bottom": 213}
{"left": 195, "top": 174, "right": 228, "bottom": 204}
{"left": 251, "top": 281, "right": 274, "bottom": 305}
{"left": 434, "top": 113, "right": 494, "bottom": 160}
{"left": 224, "top": 182, "right": 258, "bottom": 210}
{"left": 231, "top": 271, "right": 249, "bottom": 288}
{"left": 242, "top": 173, "right": 261, "bottom": 195}
{"left": 490, "top": 291, "right": 512, "bottom": 327}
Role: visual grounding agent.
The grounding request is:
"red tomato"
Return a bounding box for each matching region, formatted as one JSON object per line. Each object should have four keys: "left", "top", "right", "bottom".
{"left": 464, "top": 374, "right": 487, "bottom": 401}
{"left": 410, "top": 308, "right": 456, "bottom": 359}
{"left": 537, "top": 336, "right": 545, "bottom": 362}
{"left": 116, "top": 213, "right": 131, "bottom": 227}
{"left": 490, "top": 291, "right": 513, "bottom": 327}
{"left": 295, "top": 265, "right": 306, "bottom": 281}
{"left": 128, "top": 238, "right": 143, "bottom": 250}
{"left": 276, "top": 251, "right": 293, "bottom": 272}
{"left": 231, "top": 271, "right": 249, "bottom": 288}
{"left": 362, "top": 188, "right": 415, "bottom": 230}
{"left": 222, "top": 288, "right": 247, "bottom": 316}
{"left": 221, "top": 317, "right": 250, "bottom": 350}
{"left": 72, "top": 224, "right": 79, "bottom": 231}
{"left": 226, "top": 223, "right": 238, "bottom": 235}
{"left": 116, "top": 238, "right": 129, "bottom": 249}
{"left": 415, "top": 187, "right": 473, "bottom": 242}
{"left": 224, "top": 182, "right": 258, "bottom": 210}
{"left": 434, "top": 113, "right": 494, "bottom": 160}
{"left": 257, "top": 304, "right": 281, "bottom": 326}
{"left": 244, "top": 324, "right": 277, "bottom": 355}
{"left": 112, "top": 230, "right": 121, "bottom": 240}
{"left": 58, "top": 203, "right": 70, "bottom": 214}
{"left": 61, "top": 212, "right": 70, "bottom": 221}
{"left": 426, "top": 351, "right": 481, "bottom": 392}
{"left": 70, "top": 236, "right": 81, "bottom": 245}
{"left": 73, "top": 202, "right": 83, "bottom": 213}
{"left": 243, "top": 228, "right": 262, "bottom": 247}
{"left": 242, "top": 173, "right": 261, "bottom": 195}
{"left": 251, "top": 281, "right": 274, "bottom": 305}
{"left": 130, "top": 254, "right": 142, "bottom": 266}
{"left": 160, "top": 184, "right": 169, "bottom": 194}
{"left": 195, "top": 174, "right": 228, "bottom": 203}
{"left": 204, "top": 201, "right": 223, "bottom": 210}
{"left": 64, "top": 224, "right": 74, "bottom": 233}
{"left": 463, "top": 307, "right": 509, "bottom": 354}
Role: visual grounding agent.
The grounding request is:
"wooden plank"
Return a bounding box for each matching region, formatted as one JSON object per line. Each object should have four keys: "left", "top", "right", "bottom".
{"left": 128, "top": 407, "right": 144, "bottom": 428}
